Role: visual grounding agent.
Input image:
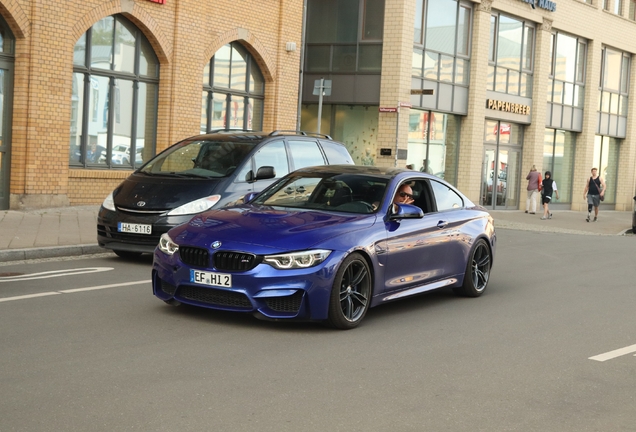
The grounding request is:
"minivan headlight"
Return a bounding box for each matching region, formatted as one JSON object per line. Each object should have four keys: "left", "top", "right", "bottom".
{"left": 102, "top": 192, "right": 116, "bottom": 211}
{"left": 158, "top": 233, "right": 179, "bottom": 255}
{"left": 263, "top": 250, "right": 331, "bottom": 270}
{"left": 167, "top": 195, "right": 221, "bottom": 216}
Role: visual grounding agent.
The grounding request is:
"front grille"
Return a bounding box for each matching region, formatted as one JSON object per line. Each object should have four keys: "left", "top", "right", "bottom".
{"left": 160, "top": 280, "right": 177, "bottom": 296}
{"left": 213, "top": 251, "right": 260, "bottom": 271}
{"left": 180, "top": 247, "right": 210, "bottom": 267}
{"left": 264, "top": 292, "right": 304, "bottom": 313}
{"left": 179, "top": 285, "right": 252, "bottom": 309}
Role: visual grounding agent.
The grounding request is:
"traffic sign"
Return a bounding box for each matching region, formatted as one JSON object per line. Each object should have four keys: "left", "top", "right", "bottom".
{"left": 379, "top": 107, "right": 398, "bottom": 113}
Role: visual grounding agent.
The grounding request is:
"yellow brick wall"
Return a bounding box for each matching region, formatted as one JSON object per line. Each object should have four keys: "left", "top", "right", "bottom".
{"left": 3, "top": 0, "right": 302, "bottom": 208}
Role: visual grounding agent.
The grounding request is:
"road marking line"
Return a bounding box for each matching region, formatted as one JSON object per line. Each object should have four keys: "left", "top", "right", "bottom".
{"left": 0, "top": 267, "right": 114, "bottom": 283}
{"left": 60, "top": 280, "right": 150, "bottom": 293}
{"left": 0, "top": 292, "right": 62, "bottom": 302}
{"left": 0, "top": 280, "right": 151, "bottom": 303}
{"left": 589, "top": 344, "right": 636, "bottom": 362}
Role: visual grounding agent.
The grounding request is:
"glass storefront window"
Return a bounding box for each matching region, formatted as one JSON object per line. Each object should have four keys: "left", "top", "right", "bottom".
{"left": 306, "top": 0, "right": 383, "bottom": 73}
{"left": 593, "top": 135, "right": 619, "bottom": 203}
{"left": 488, "top": 13, "right": 535, "bottom": 97}
{"left": 412, "top": 0, "right": 472, "bottom": 89}
{"left": 70, "top": 14, "right": 158, "bottom": 169}
{"left": 202, "top": 42, "right": 264, "bottom": 132}
{"left": 544, "top": 129, "right": 576, "bottom": 203}
{"left": 407, "top": 110, "right": 460, "bottom": 184}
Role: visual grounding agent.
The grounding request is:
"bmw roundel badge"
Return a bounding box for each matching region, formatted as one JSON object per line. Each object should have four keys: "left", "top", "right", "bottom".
{"left": 211, "top": 241, "right": 222, "bottom": 249}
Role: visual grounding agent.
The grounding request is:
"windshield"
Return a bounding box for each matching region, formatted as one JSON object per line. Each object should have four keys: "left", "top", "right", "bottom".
{"left": 253, "top": 173, "right": 388, "bottom": 214}
{"left": 140, "top": 139, "right": 255, "bottom": 178}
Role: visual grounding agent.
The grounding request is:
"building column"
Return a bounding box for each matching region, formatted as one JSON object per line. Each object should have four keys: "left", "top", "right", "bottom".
{"left": 572, "top": 40, "right": 602, "bottom": 211}
{"left": 522, "top": 18, "right": 553, "bottom": 196}
{"left": 376, "top": 0, "right": 416, "bottom": 169}
{"left": 457, "top": 0, "right": 492, "bottom": 200}
{"left": 614, "top": 51, "right": 636, "bottom": 211}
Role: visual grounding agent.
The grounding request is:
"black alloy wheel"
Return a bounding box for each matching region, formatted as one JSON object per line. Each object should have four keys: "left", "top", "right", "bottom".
{"left": 327, "top": 253, "right": 372, "bottom": 329}
{"left": 454, "top": 238, "right": 491, "bottom": 297}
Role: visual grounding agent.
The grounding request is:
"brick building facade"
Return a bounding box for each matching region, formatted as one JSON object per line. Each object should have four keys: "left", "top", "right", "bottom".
{"left": 0, "top": 0, "right": 302, "bottom": 209}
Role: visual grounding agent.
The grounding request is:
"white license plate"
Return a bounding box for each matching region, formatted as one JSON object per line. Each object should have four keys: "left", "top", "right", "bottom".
{"left": 117, "top": 222, "right": 152, "bottom": 235}
{"left": 190, "top": 270, "right": 232, "bottom": 288}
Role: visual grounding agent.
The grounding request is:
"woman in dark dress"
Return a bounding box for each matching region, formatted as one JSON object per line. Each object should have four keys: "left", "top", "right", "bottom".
{"left": 541, "top": 171, "right": 559, "bottom": 220}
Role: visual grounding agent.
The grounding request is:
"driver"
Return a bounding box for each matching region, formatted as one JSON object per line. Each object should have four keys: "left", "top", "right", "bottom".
{"left": 373, "top": 183, "right": 414, "bottom": 211}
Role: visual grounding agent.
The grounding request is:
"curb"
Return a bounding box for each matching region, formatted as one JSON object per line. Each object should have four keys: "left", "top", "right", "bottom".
{"left": 0, "top": 244, "right": 107, "bottom": 263}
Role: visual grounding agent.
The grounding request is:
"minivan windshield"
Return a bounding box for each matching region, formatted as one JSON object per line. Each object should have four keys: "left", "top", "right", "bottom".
{"left": 140, "top": 140, "right": 256, "bottom": 178}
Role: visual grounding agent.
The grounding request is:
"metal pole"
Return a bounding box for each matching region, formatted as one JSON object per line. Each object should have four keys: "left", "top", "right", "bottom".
{"left": 317, "top": 77, "right": 324, "bottom": 134}
{"left": 296, "top": 0, "right": 308, "bottom": 131}
{"left": 395, "top": 101, "right": 400, "bottom": 167}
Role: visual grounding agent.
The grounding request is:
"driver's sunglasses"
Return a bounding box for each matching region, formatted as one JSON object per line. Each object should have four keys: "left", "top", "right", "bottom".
{"left": 398, "top": 191, "right": 413, "bottom": 198}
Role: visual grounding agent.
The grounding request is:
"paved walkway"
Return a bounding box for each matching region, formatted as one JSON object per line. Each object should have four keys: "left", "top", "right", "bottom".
{"left": 0, "top": 205, "right": 633, "bottom": 262}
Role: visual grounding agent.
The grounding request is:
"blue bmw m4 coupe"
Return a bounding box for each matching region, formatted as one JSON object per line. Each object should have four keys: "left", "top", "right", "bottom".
{"left": 152, "top": 165, "right": 496, "bottom": 329}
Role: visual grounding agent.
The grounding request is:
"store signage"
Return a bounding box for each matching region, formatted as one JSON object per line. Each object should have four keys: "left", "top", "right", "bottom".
{"left": 519, "top": 0, "right": 556, "bottom": 12}
{"left": 379, "top": 107, "right": 398, "bottom": 113}
{"left": 147, "top": 0, "right": 165, "bottom": 4}
{"left": 411, "top": 89, "right": 435, "bottom": 95}
{"left": 486, "top": 99, "right": 531, "bottom": 116}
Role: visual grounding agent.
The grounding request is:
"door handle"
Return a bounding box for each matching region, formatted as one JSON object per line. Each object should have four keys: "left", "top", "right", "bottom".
{"left": 437, "top": 220, "right": 448, "bottom": 229}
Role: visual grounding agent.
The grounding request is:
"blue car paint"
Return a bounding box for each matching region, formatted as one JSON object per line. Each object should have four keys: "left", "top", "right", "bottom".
{"left": 152, "top": 166, "right": 496, "bottom": 324}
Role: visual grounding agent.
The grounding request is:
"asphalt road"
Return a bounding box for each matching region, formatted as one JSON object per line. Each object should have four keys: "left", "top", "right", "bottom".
{"left": 0, "top": 230, "right": 634, "bottom": 432}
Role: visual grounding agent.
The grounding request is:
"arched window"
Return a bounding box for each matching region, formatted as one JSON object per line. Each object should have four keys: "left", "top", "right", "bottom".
{"left": 70, "top": 15, "right": 159, "bottom": 169}
{"left": 201, "top": 42, "right": 264, "bottom": 132}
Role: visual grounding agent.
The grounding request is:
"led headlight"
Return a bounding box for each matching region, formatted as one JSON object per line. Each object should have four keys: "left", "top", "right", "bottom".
{"left": 158, "top": 233, "right": 179, "bottom": 255}
{"left": 263, "top": 249, "right": 331, "bottom": 270}
{"left": 166, "top": 195, "right": 221, "bottom": 216}
{"left": 102, "top": 192, "right": 116, "bottom": 211}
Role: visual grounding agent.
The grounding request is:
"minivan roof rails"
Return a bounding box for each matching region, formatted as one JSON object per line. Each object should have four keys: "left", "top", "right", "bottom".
{"left": 207, "top": 128, "right": 254, "bottom": 134}
{"left": 269, "top": 130, "right": 333, "bottom": 140}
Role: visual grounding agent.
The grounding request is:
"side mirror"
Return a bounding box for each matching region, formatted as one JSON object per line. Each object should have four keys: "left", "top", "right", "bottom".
{"left": 388, "top": 203, "right": 424, "bottom": 220}
{"left": 255, "top": 166, "right": 276, "bottom": 181}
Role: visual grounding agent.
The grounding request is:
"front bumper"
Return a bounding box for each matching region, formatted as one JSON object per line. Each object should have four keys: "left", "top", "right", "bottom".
{"left": 97, "top": 207, "right": 192, "bottom": 254}
{"left": 152, "top": 247, "right": 344, "bottom": 321}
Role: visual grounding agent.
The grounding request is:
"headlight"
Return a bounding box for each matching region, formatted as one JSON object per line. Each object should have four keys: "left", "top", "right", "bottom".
{"left": 158, "top": 233, "right": 179, "bottom": 255}
{"left": 263, "top": 249, "right": 331, "bottom": 270}
{"left": 102, "top": 192, "right": 116, "bottom": 211}
{"left": 167, "top": 195, "right": 221, "bottom": 216}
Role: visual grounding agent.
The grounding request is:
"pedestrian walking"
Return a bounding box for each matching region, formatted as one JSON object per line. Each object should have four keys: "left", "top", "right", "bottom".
{"left": 540, "top": 171, "right": 559, "bottom": 220}
{"left": 525, "top": 165, "right": 541, "bottom": 214}
{"left": 583, "top": 167, "right": 606, "bottom": 222}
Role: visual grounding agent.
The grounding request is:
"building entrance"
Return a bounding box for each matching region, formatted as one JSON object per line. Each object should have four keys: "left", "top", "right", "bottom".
{"left": 0, "top": 61, "right": 13, "bottom": 210}
{"left": 480, "top": 121, "right": 522, "bottom": 210}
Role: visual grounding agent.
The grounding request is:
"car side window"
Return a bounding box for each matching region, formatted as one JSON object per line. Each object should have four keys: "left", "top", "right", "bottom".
{"left": 253, "top": 140, "right": 289, "bottom": 179}
{"left": 320, "top": 140, "right": 353, "bottom": 164}
{"left": 430, "top": 180, "right": 464, "bottom": 211}
{"left": 288, "top": 139, "right": 326, "bottom": 170}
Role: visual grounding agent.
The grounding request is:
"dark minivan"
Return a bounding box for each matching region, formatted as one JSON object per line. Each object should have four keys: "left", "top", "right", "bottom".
{"left": 97, "top": 130, "right": 354, "bottom": 258}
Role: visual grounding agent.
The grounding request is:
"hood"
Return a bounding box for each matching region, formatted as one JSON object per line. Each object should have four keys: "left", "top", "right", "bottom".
{"left": 169, "top": 205, "right": 376, "bottom": 253}
{"left": 113, "top": 173, "right": 222, "bottom": 210}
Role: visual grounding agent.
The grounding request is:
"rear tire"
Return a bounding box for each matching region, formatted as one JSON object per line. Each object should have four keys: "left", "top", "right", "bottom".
{"left": 454, "top": 239, "right": 491, "bottom": 297}
{"left": 326, "top": 253, "right": 372, "bottom": 330}
{"left": 114, "top": 250, "right": 143, "bottom": 260}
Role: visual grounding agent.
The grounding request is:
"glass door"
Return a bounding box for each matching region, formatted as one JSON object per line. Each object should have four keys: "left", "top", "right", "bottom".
{"left": 481, "top": 121, "right": 522, "bottom": 210}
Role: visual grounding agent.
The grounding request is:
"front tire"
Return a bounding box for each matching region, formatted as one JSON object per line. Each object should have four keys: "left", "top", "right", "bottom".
{"left": 327, "top": 253, "right": 372, "bottom": 330}
{"left": 454, "top": 239, "right": 491, "bottom": 297}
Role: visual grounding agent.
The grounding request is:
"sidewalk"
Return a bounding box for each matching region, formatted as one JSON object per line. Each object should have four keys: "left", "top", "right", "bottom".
{"left": 0, "top": 205, "right": 633, "bottom": 263}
